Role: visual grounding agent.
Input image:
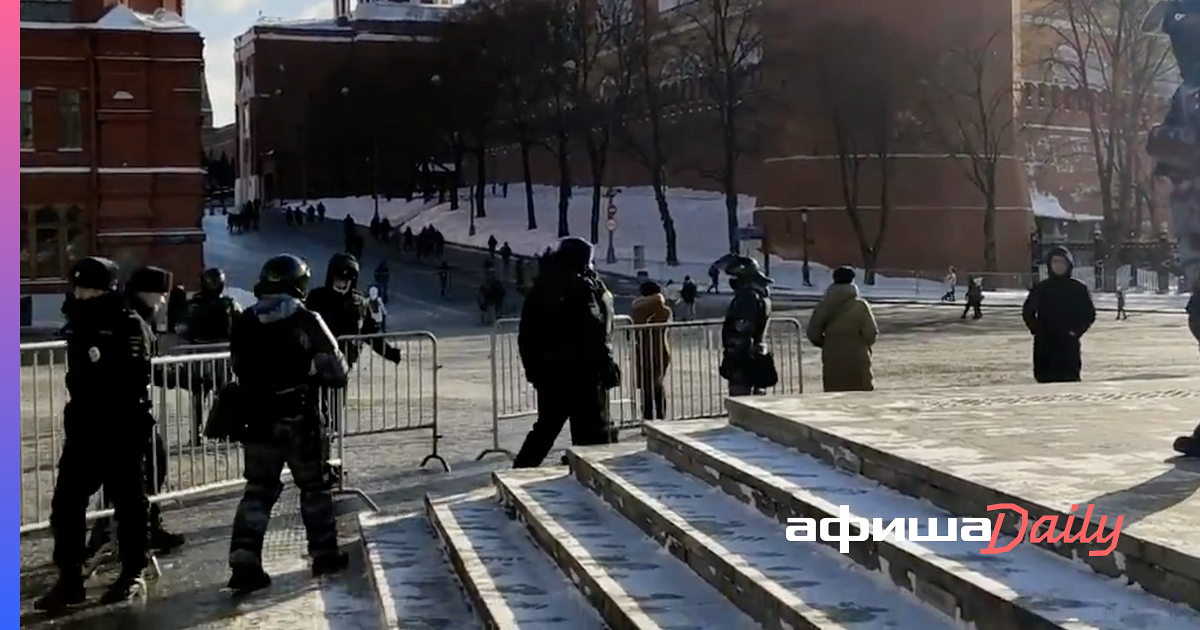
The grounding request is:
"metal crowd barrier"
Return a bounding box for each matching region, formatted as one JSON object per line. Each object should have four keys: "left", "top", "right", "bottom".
{"left": 19, "top": 330, "right": 442, "bottom": 532}
{"left": 479, "top": 316, "right": 805, "bottom": 460}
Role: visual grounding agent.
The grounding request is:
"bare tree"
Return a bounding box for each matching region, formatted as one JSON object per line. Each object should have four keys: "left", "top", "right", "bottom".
{"left": 676, "top": 0, "right": 766, "bottom": 253}
{"left": 573, "top": 0, "right": 636, "bottom": 244}
{"left": 615, "top": 3, "right": 685, "bottom": 265}
{"left": 490, "top": 0, "right": 560, "bottom": 231}
{"left": 924, "top": 31, "right": 1019, "bottom": 274}
{"left": 805, "top": 22, "right": 929, "bottom": 281}
{"left": 1032, "top": 0, "right": 1175, "bottom": 255}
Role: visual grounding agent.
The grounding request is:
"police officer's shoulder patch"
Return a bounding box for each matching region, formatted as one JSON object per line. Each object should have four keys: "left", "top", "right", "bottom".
{"left": 88, "top": 346, "right": 101, "bottom": 362}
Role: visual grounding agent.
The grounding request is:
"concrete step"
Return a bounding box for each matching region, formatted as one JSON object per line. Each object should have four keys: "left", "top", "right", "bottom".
{"left": 425, "top": 489, "right": 606, "bottom": 629}
{"left": 565, "top": 443, "right": 961, "bottom": 630}
{"left": 493, "top": 467, "right": 757, "bottom": 629}
{"left": 724, "top": 391, "right": 1200, "bottom": 612}
{"left": 358, "top": 511, "right": 479, "bottom": 630}
{"left": 645, "top": 418, "right": 1200, "bottom": 630}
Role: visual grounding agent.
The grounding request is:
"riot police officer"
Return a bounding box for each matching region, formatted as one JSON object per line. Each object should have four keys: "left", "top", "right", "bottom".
{"left": 179, "top": 267, "right": 242, "bottom": 443}
{"left": 226, "top": 254, "right": 350, "bottom": 594}
{"left": 720, "top": 256, "right": 774, "bottom": 396}
{"left": 36, "top": 258, "right": 154, "bottom": 611}
{"left": 306, "top": 253, "right": 402, "bottom": 366}
{"left": 181, "top": 267, "right": 242, "bottom": 344}
{"left": 513, "top": 238, "right": 621, "bottom": 468}
{"left": 86, "top": 267, "right": 188, "bottom": 566}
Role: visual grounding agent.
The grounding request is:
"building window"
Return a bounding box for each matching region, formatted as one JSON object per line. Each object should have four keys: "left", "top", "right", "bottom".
{"left": 21, "top": 89, "right": 33, "bottom": 149}
{"left": 21, "top": 205, "right": 86, "bottom": 280}
{"left": 59, "top": 89, "right": 82, "bottom": 149}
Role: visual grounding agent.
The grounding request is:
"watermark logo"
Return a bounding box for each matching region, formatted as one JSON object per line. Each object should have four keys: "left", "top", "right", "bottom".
{"left": 785, "top": 503, "right": 1123, "bottom": 556}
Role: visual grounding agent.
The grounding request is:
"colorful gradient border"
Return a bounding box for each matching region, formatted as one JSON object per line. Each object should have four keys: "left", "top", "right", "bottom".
{"left": 9, "top": 0, "right": 21, "bottom": 618}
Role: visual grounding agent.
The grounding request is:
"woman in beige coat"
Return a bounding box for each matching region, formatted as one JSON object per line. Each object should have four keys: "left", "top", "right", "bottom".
{"left": 806, "top": 266, "right": 879, "bottom": 392}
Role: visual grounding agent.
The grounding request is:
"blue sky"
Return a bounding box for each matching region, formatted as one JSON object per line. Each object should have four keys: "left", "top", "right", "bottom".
{"left": 193, "top": 0, "right": 337, "bottom": 127}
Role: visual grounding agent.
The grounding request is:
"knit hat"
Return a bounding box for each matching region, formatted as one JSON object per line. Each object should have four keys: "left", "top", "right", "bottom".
{"left": 556, "top": 237, "right": 595, "bottom": 272}
{"left": 832, "top": 266, "right": 856, "bottom": 285}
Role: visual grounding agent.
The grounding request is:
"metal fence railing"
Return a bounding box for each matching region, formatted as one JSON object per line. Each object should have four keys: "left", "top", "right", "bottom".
{"left": 478, "top": 316, "right": 804, "bottom": 460}
{"left": 19, "top": 330, "right": 442, "bottom": 531}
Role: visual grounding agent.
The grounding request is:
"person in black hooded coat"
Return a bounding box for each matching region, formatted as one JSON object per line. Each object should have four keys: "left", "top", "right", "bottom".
{"left": 305, "top": 253, "right": 402, "bottom": 369}
{"left": 1022, "top": 246, "right": 1097, "bottom": 383}
{"left": 513, "top": 238, "right": 621, "bottom": 467}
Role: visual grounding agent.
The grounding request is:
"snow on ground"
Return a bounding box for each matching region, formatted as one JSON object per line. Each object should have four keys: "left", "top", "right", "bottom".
{"left": 395, "top": 185, "right": 952, "bottom": 295}
{"left": 293, "top": 185, "right": 1189, "bottom": 310}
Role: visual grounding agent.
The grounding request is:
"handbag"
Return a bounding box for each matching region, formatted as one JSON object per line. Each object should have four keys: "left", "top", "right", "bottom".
{"left": 204, "top": 381, "right": 251, "bottom": 442}
{"left": 749, "top": 350, "right": 779, "bottom": 389}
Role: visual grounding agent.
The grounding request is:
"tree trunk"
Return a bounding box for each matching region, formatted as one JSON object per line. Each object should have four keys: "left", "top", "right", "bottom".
{"left": 585, "top": 130, "right": 609, "bottom": 245}
{"left": 982, "top": 198, "right": 998, "bottom": 274}
{"left": 520, "top": 138, "right": 537, "bottom": 230}
{"left": 650, "top": 169, "right": 678, "bottom": 265}
{"left": 450, "top": 143, "right": 463, "bottom": 211}
{"left": 474, "top": 145, "right": 487, "bottom": 218}
{"left": 556, "top": 131, "right": 571, "bottom": 238}
{"left": 721, "top": 116, "right": 739, "bottom": 254}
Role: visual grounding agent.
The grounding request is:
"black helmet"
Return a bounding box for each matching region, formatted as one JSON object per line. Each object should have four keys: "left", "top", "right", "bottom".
{"left": 69, "top": 256, "right": 119, "bottom": 291}
{"left": 199, "top": 267, "right": 226, "bottom": 295}
{"left": 256, "top": 254, "right": 311, "bottom": 299}
{"left": 724, "top": 256, "right": 773, "bottom": 285}
{"left": 325, "top": 252, "right": 360, "bottom": 287}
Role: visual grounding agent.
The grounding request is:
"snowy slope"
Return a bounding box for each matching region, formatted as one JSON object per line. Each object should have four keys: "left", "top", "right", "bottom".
{"left": 293, "top": 186, "right": 1190, "bottom": 310}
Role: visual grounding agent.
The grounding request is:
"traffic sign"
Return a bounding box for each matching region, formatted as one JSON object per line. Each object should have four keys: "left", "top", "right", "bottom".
{"left": 605, "top": 218, "right": 618, "bottom": 231}
{"left": 607, "top": 204, "right": 618, "bottom": 219}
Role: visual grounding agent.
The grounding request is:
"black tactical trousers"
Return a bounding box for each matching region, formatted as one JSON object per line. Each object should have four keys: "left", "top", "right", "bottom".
{"left": 92, "top": 430, "right": 169, "bottom": 533}
{"left": 51, "top": 435, "right": 149, "bottom": 574}
{"left": 514, "top": 382, "right": 615, "bottom": 468}
{"left": 229, "top": 420, "right": 338, "bottom": 562}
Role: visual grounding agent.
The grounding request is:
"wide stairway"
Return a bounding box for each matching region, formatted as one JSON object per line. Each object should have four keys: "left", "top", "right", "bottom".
{"left": 358, "top": 383, "right": 1200, "bottom": 629}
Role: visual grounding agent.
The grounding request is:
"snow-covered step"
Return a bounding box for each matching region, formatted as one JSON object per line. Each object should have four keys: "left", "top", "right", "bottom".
{"left": 493, "top": 467, "right": 757, "bottom": 630}
{"left": 566, "top": 443, "right": 962, "bottom": 630}
{"left": 358, "top": 511, "right": 479, "bottom": 630}
{"left": 645, "top": 419, "right": 1200, "bottom": 630}
{"left": 425, "top": 489, "right": 606, "bottom": 629}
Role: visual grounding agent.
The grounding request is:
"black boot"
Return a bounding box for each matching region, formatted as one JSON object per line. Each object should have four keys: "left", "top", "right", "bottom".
{"left": 311, "top": 550, "right": 349, "bottom": 577}
{"left": 34, "top": 573, "right": 86, "bottom": 612}
{"left": 99, "top": 569, "right": 146, "bottom": 605}
{"left": 227, "top": 549, "right": 271, "bottom": 595}
{"left": 1174, "top": 435, "right": 1200, "bottom": 457}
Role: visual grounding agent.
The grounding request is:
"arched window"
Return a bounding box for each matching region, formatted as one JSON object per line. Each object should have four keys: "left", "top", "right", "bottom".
{"left": 21, "top": 205, "right": 86, "bottom": 280}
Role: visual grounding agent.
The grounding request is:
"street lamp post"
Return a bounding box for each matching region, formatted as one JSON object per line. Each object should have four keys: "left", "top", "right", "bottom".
{"left": 801, "top": 209, "right": 812, "bottom": 287}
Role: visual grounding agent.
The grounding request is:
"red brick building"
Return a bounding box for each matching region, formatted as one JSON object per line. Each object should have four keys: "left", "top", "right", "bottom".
{"left": 233, "top": 0, "right": 457, "bottom": 207}
{"left": 20, "top": 0, "right": 206, "bottom": 322}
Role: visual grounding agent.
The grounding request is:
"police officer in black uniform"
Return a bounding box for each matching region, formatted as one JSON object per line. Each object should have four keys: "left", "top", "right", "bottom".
{"left": 36, "top": 258, "right": 154, "bottom": 611}
{"left": 179, "top": 267, "right": 242, "bottom": 443}
{"left": 513, "top": 238, "right": 621, "bottom": 468}
{"left": 85, "top": 267, "right": 189, "bottom": 565}
{"left": 720, "top": 256, "right": 774, "bottom": 396}
{"left": 181, "top": 267, "right": 242, "bottom": 344}
{"left": 227, "top": 254, "right": 350, "bottom": 594}
{"left": 306, "top": 253, "right": 403, "bottom": 367}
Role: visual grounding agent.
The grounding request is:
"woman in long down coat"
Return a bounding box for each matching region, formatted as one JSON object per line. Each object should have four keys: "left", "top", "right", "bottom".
{"left": 806, "top": 266, "right": 879, "bottom": 392}
{"left": 631, "top": 281, "right": 672, "bottom": 420}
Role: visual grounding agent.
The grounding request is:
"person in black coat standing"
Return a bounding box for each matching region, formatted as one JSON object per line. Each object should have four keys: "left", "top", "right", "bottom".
{"left": 1021, "top": 246, "right": 1097, "bottom": 383}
